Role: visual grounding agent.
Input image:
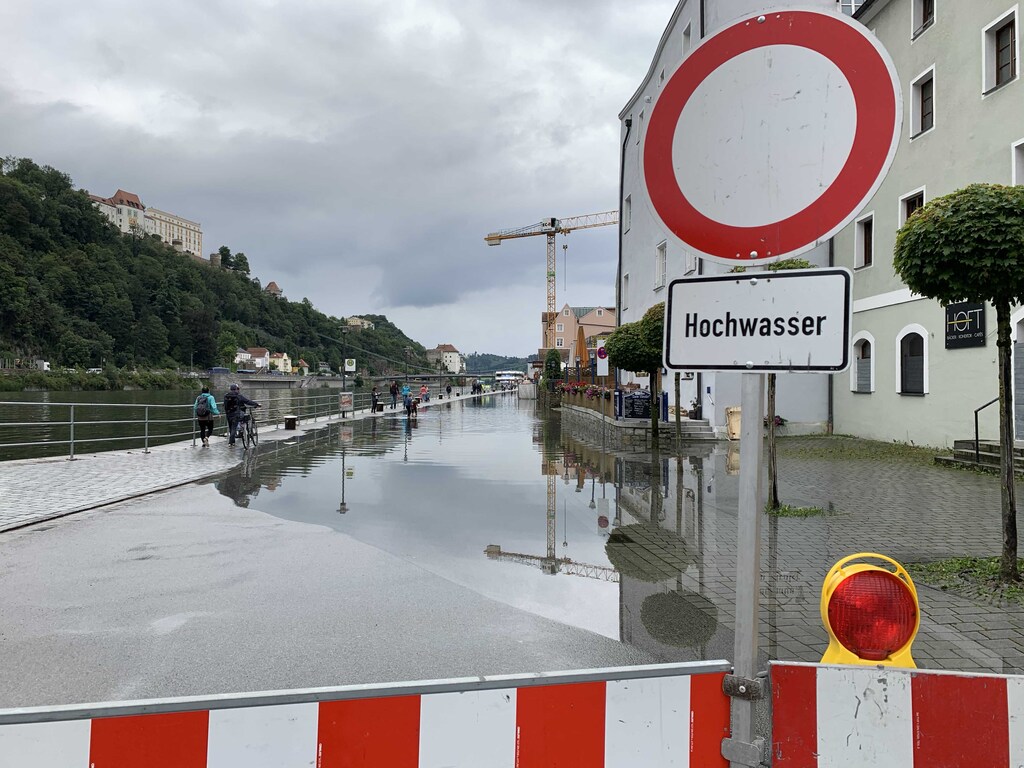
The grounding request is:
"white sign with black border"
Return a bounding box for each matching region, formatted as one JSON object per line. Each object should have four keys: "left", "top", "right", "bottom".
{"left": 664, "top": 268, "right": 852, "bottom": 373}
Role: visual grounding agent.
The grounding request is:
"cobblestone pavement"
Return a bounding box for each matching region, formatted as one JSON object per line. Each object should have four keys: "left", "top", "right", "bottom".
{"left": 0, "top": 391, "right": 486, "bottom": 532}
{"left": 579, "top": 434, "right": 1024, "bottom": 675}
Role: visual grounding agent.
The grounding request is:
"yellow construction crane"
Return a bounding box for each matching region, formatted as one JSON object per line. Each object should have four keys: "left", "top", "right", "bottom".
{"left": 484, "top": 211, "right": 618, "bottom": 349}
{"left": 485, "top": 459, "right": 618, "bottom": 583}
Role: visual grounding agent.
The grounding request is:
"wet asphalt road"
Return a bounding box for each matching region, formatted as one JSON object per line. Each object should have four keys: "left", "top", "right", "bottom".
{"left": 0, "top": 483, "right": 650, "bottom": 708}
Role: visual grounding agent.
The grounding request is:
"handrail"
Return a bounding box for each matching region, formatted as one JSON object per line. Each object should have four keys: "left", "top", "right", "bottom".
{"left": 0, "top": 389, "right": 373, "bottom": 461}
{"left": 974, "top": 396, "right": 999, "bottom": 463}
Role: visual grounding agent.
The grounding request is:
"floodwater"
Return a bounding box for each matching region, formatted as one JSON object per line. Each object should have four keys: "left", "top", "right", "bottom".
{"left": 201, "top": 393, "right": 1024, "bottom": 676}
{"left": 208, "top": 395, "right": 744, "bottom": 665}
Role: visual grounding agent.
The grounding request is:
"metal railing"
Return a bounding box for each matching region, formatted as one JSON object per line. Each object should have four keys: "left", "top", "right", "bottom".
{"left": 974, "top": 396, "right": 999, "bottom": 463}
{"left": 0, "top": 390, "right": 377, "bottom": 461}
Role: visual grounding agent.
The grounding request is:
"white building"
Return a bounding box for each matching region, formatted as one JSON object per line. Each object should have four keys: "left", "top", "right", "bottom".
{"left": 346, "top": 317, "right": 376, "bottom": 330}
{"left": 830, "top": 0, "right": 1024, "bottom": 447}
{"left": 88, "top": 188, "right": 203, "bottom": 258}
{"left": 427, "top": 344, "right": 465, "bottom": 374}
{"left": 618, "top": 0, "right": 841, "bottom": 436}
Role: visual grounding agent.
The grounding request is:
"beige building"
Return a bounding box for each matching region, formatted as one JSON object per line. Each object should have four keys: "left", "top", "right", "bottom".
{"left": 145, "top": 208, "right": 202, "bottom": 258}
{"left": 346, "top": 316, "right": 375, "bottom": 330}
{"left": 541, "top": 305, "right": 615, "bottom": 363}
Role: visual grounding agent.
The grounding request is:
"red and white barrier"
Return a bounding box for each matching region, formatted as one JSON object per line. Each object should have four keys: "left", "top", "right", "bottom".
{"left": 0, "top": 662, "right": 730, "bottom": 768}
{"left": 772, "top": 661, "right": 1024, "bottom": 767}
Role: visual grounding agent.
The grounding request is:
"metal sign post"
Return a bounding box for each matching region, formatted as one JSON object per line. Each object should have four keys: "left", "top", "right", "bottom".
{"left": 723, "top": 372, "right": 766, "bottom": 765}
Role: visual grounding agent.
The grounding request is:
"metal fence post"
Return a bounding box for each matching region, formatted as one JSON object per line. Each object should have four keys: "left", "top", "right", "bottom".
{"left": 68, "top": 405, "right": 76, "bottom": 461}
{"left": 143, "top": 406, "right": 151, "bottom": 454}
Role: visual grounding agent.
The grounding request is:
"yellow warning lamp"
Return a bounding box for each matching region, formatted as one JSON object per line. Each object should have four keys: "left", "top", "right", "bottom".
{"left": 820, "top": 552, "right": 919, "bottom": 668}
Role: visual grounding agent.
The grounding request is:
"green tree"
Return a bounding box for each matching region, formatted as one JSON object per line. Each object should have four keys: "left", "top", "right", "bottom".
{"left": 894, "top": 183, "right": 1024, "bottom": 581}
{"left": 606, "top": 302, "right": 665, "bottom": 441}
{"left": 543, "top": 348, "right": 562, "bottom": 384}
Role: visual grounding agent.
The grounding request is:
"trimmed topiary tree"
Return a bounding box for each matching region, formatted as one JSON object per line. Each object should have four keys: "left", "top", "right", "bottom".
{"left": 894, "top": 183, "right": 1024, "bottom": 581}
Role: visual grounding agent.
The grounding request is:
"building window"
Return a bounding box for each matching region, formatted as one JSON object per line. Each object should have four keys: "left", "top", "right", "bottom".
{"left": 636, "top": 111, "right": 644, "bottom": 145}
{"left": 851, "top": 333, "right": 875, "bottom": 393}
{"left": 556, "top": 323, "right": 564, "bottom": 332}
{"left": 897, "top": 326, "right": 928, "bottom": 395}
{"left": 659, "top": 69, "right": 665, "bottom": 86}
{"left": 913, "top": 0, "right": 935, "bottom": 37}
{"left": 654, "top": 241, "right": 667, "bottom": 289}
{"left": 555, "top": 338, "right": 564, "bottom": 348}
{"left": 838, "top": 1, "right": 863, "bottom": 15}
{"left": 622, "top": 273, "right": 630, "bottom": 310}
{"left": 1013, "top": 138, "right": 1024, "bottom": 185}
{"left": 910, "top": 68, "right": 935, "bottom": 137}
{"left": 855, "top": 214, "right": 874, "bottom": 269}
{"left": 597, "top": 309, "right": 603, "bottom": 317}
{"left": 900, "top": 188, "right": 926, "bottom": 225}
{"left": 985, "top": 10, "right": 1018, "bottom": 93}
{"left": 683, "top": 23, "right": 692, "bottom": 54}
{"left": 624, "top": 195, "right": 631, "bottom": 233}
{"left": 684, "top": 251, "right": 697, "bottom": 275}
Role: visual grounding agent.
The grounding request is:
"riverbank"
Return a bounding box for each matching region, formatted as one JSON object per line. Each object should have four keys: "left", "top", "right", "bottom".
{"left": 0, "top": 369, "right": 204, "bottom": 392}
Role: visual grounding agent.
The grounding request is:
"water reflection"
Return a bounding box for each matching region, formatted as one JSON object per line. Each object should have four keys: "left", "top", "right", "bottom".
{"left": 205, "top": 401, "right": 734, "bottom": 664}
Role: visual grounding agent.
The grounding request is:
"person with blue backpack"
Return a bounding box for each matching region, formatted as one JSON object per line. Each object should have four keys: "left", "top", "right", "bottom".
{"left": 194, "top": 386, "right": 220, "bottom": 447}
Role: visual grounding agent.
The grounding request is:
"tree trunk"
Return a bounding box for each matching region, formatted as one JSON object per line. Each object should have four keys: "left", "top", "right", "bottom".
{"left": 650, "top": 368, "right": 660, "bottom": 447}
{"left": 674, "top": 371, "right": 682, "bottom": 468}
{"left": 767, "top": 373, "right": 780, "bottom": 509}
{"left": 997, "top": 302, "right": 1019, "bottom": 581}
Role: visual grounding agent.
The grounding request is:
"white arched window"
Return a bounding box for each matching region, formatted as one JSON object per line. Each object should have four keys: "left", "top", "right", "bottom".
{"left": 850, "top": 331, "right": 875, "bottom": 393}
{"left": 896, "top": 324, "right": 929, "bottom": 395}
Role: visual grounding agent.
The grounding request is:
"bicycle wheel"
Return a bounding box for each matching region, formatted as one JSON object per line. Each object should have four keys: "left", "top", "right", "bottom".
{"left": 238, "top": 416, "right": 251, "bottom": 449}
{"left": 248, "top": 417, "right": 259, "bottom": 447}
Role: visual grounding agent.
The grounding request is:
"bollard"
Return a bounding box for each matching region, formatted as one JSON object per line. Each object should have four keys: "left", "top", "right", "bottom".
{"left": 68, "top": 404, "right": 76, "bottom": 461}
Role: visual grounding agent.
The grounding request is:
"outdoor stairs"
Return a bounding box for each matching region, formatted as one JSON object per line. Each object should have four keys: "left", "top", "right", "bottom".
{"left": 672, "top": 418, "right": 716, "bottom": 442}
{"left": 936, "top": 439, "right": 1024, "bottom": 474}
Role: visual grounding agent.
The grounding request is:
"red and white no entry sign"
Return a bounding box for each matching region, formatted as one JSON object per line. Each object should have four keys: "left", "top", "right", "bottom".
{"left": 641, "top": 9, "right": 901, "bottom": 265}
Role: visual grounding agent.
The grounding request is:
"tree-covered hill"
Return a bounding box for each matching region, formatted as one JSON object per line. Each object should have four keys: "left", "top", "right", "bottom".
{"left": 0, "top": 157, "right": 430, "bottom": 374}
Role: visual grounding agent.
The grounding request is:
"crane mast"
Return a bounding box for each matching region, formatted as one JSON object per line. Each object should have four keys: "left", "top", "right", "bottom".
{"left": 484, "top": 211, "right": 618, "bottom": 349}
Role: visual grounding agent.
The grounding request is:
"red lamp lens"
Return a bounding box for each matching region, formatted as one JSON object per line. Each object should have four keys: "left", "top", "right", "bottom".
{"left": 827, "top": 570, "right": 917, "bottom": 661}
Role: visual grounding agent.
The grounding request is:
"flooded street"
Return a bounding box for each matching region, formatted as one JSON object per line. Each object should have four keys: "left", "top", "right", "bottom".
{"left": 4, "top": 394, "right": 1024, "bottom": 709}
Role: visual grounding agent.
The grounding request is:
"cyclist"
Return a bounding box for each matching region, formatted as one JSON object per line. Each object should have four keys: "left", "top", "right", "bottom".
{"left": 223, "top": 383, "right": 261, "bottom": 447}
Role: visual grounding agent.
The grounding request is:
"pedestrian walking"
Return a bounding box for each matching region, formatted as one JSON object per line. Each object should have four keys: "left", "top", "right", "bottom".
{"left": 194, "top": 386, "right": 220, "bottom": 447}
{"left": 445, "top": 384, "right": 452, "bottom": 398}
{"left": 223, "top": 383, "right": 261, "bottom": 447}
{"left": 371, "top": 386, "right": 380, "bottom": 414}
{"left": 390, "top": 380, "right": 399, "bottom": 410}
{"left": 419, "top": 384, "right": 429, "bottom": 403}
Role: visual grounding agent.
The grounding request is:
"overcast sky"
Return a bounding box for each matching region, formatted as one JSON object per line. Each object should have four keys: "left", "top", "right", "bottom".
{"left": 2, "top": 1, "right": 671, "bottom": 357}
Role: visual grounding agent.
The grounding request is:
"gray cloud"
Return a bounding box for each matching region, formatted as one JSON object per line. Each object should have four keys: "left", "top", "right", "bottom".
{"left": 0, "top": 0, "right": 667, "bottom": 353}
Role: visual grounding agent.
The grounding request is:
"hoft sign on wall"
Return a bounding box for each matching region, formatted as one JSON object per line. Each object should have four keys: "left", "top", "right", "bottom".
{"left": 945, "top": 302, "right": 986, "bottom": 349}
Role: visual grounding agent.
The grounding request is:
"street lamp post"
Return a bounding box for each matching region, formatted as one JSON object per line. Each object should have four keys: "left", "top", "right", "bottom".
{"left": 341, "top": 328, "right": 349, "bottom": 392}
{"left": 575, "top": 356, "right": 581, "bottom": 384}
{"left": 404, "top": 346, "right": 411, "bottom": 385}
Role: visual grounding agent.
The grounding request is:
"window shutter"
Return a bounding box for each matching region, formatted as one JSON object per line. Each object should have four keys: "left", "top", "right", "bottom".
{"left": 856, "top": 359, "right": 871, "bottom": 393}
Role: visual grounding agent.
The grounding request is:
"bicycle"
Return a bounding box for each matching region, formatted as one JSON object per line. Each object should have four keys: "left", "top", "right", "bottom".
{"left": 237, "top": 406, "right": 260, "bottom": 449}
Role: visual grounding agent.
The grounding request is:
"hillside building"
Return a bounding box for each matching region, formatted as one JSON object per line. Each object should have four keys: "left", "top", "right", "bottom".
{"left": 346, "top": 317, "right": 375, "bottom": 330}
{"left": 427, "top": 344, "right": 465, "bottom": 374}
{"left": 87, "top": 188, "right": 204, "bottom": 259}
